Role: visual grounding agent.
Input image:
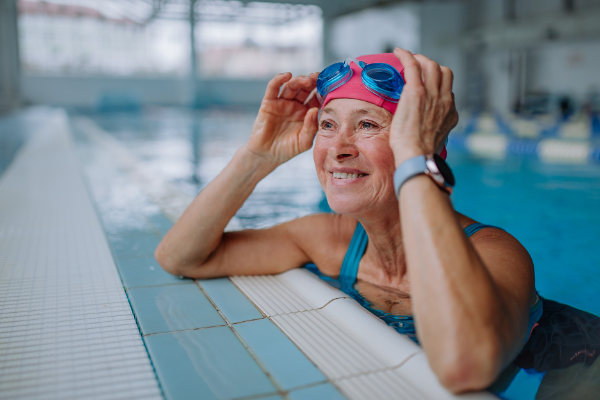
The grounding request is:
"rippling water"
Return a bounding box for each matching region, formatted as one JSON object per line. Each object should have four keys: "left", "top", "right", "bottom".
{"left": 88, "top": 107, "right": 323, "bottom": 229}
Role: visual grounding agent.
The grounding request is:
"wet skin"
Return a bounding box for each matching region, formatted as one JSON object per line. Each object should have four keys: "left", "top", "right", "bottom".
{"left": 353, "top": 279, "right": 413, "bottom": 316}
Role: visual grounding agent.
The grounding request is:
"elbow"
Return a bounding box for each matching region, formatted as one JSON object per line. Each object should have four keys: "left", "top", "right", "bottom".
{"left": 432, "top": 341, "right": 501, "bottom": 394}
{"left": 154, "top": 241, "right": 216, "bottom": 279}
{"left": 154, "top": 241, "right": 183, "bottom": 277}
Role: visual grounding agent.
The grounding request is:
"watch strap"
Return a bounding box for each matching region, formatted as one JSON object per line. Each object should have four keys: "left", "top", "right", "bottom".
{"left": 393, "top": 155, "right": 427, "bottom": 198}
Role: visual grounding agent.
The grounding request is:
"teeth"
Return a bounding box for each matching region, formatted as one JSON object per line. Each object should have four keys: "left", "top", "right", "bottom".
{"left": 332, "top": 172, "right": 366, "bottom": 179}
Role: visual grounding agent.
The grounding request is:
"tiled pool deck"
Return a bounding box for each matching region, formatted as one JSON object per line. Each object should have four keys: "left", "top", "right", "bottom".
{"left": 0, "top": 107, "right": 501, "bottom": 400}
{"left": 0, "top": 108, "right": 344, "bottom": 399}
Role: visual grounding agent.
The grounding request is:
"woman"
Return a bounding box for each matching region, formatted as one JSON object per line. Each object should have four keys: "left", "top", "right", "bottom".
{"left": 155, "top": 48, "right": 540, "bottom": 393}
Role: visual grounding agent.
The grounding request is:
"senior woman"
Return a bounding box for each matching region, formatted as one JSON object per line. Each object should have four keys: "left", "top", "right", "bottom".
{"left": 155, "top": 48, "right": 540, "bottom": 393}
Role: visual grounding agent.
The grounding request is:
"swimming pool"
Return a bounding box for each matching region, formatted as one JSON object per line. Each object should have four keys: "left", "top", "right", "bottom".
{"left": 84, "top": 107, "right": 600, "bottom": 316}
{"left": 77, "top": 107, "right": 600, "bottom": 399}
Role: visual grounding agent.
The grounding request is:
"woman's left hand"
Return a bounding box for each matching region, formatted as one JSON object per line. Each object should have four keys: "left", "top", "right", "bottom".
{"left": 389, "top": 48, "right": 459, "bottom": 167}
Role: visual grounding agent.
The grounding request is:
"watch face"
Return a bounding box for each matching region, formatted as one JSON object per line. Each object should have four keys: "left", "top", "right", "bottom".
{"left": 433, "top": 154, "right": 455, "bottom": 186}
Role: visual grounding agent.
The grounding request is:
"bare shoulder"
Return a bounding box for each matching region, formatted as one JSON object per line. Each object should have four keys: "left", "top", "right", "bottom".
{"left": 456, "top": 212, "right": 536, "bottom": 304}
{"left": 456, "top": 212, "right": 530, "bottom": 258}
{"left": 284, "top": 213, "right": 358, "bottom": 276}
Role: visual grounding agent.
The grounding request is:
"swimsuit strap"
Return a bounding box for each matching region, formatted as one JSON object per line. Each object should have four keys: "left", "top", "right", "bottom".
{"left": 463, "top": 223, "right": 503, "bottom": 237}
{"left": 339, "top": 222, "right": 503, "bottom": 284}
{"left": 339, "top": 222, "right": 368, "bottom": 283}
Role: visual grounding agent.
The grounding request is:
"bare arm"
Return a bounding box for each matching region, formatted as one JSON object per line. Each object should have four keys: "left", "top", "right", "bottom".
{"left": 155, "top": 72, "right": 322, "bottom": 278}
{"left": 391, "top": 48, "right": 535, "bottom": 392}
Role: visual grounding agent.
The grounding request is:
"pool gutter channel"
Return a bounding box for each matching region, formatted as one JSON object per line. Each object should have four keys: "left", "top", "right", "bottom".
{"left": 0, "top": 108, "right": 162, "bottom": 400}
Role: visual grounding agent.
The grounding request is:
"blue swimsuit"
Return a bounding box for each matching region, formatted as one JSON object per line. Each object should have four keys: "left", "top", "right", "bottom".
{"left": 305, "top": 222, "right": 543, "bottom": 343}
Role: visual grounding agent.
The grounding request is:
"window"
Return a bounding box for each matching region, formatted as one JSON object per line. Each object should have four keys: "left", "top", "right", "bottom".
{"left": 18, "top": 0, "right": 322, "bottom": 78}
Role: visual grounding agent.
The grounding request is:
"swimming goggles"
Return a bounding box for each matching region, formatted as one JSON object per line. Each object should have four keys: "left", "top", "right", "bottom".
{"left": 316, "top": 58, "right": 405, "bottom": 104}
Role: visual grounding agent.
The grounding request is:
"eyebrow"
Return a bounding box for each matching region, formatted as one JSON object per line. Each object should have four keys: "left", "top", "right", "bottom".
{"left": 322, "top": 107, "right": 336, "bottom": 115}
{"left": 350, "top": 109, "right": 371, "bottom": 118}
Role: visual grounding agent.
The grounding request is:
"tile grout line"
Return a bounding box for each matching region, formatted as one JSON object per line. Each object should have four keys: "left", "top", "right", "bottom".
{"left": 229, "top": 277, "right": 354, "bottom": 396}
{"left": 124, "top": 281, "right": 191, "bottom": 290}
{"left": 265, "top": 314, "right": 360, "bottom": 393}
{"left": 138, "top": 316, "right": 270, "bottom": 338}
{"left": 227, "top": 276, "right": 352, "bottom": 398}
{"left": 194, "top": 280, "right": 287, "bottom": 399}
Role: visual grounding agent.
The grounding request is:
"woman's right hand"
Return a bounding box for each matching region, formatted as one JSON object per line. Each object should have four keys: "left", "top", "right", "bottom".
{"left": 245, "top": 72, "right": 321, "bottom": 167}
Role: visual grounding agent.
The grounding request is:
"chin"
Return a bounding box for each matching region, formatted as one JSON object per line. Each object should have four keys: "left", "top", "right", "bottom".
{"left": 326, "top": 194, "right": 370, "bottom": 215}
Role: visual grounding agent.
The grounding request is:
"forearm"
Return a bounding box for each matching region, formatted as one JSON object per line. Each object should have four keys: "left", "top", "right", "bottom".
{"left": 155, "top": 145, "right": 276, "bottom": 275}
{"left": 386, "top": 48, "right": 533, "bottom": 392}
{"left": 399, "top": 176, "right": 518, "bottom": 389}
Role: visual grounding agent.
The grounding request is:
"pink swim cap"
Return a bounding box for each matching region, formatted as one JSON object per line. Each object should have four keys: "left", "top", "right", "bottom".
{"left": 320, "top": 53, "right": 447, "bottom": 159}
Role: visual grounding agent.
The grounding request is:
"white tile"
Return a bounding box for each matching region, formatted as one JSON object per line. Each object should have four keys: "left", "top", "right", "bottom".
{"left": 231, "top": 268, "right": 349, "bottom": 316}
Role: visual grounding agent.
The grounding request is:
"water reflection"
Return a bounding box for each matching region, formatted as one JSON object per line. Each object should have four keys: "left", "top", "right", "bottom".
{"left": 87, "top": 109, "right": 324, "bottom": 230}
{"left": 304, "top": 264, "right": 418, "bottom": 342}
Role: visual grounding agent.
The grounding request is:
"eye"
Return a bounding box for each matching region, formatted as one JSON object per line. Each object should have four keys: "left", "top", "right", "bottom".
{"left": 320, "top": 120, "right": 334, "bottom": 130}
{"left": 360, "top": 121, "right": 378, "bottom": 130}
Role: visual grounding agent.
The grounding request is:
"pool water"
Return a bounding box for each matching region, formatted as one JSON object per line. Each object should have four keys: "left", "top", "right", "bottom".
{"left": 75, "top": 107, "right": 600, "bottom": 399}
{"left": 449, "top": 154, "right": 600, "bottom": 318}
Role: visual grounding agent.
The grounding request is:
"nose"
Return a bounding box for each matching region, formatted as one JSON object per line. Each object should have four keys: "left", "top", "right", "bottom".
{"left": 328, "top": 129, "right": 359, "bottom": 162}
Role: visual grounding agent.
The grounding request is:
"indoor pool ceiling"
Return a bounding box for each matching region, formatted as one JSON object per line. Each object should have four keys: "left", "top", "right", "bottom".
{"left": 110, "top": 0, "right": 458, "bottom": 24}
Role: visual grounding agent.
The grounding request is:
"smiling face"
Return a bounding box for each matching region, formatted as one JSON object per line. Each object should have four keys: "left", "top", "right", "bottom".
{"left": 313, "top": 98, "right": 398, "bottom": 216}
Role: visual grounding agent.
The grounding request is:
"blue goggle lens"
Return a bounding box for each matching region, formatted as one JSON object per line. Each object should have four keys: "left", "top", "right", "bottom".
{"left": 317, "top": 59, "right": 404, "bottom": 103}
{"left": 362, "top": 63, "right": 404, "bottom": 102}
{"left": 317, "top": 61, "right": 352, "bottom": 98}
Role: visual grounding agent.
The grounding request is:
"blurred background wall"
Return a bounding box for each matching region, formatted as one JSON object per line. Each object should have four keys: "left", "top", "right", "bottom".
{"left": 1, "top": 0, "right": 600, "bottom": 115}
{"left": 0, "top": 0, "right": 21, "bottom": 113}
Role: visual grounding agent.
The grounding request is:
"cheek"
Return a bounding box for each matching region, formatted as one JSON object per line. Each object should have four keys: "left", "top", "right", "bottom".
{"left": 362, "top": 138, "right": 396, "bottom": 175}
{"left": 379, "top": 147, "right": 397, "bottom": 175}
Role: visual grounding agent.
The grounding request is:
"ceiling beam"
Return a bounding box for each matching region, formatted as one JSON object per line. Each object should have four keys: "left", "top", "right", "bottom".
{"left": 235, "top": 0, "right": 409, "bottom": 19}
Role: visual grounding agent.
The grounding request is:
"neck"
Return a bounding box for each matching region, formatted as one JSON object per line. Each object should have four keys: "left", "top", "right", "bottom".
{"left": 355, "top": 203, "right": 408, "bottom": 288}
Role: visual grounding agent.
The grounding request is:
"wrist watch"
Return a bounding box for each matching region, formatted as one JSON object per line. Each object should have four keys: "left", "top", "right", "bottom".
{"left": 393, "top": 154, "right": 455, "bottom": 197}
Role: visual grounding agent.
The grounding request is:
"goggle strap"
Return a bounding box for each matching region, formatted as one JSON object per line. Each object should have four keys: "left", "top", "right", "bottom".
{"left": 314, "top": 90, "right": 324, "bottom": 106}
{"left": 344, "top": 58, "right": 366, "bottom": 69}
